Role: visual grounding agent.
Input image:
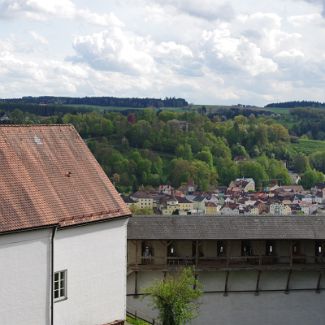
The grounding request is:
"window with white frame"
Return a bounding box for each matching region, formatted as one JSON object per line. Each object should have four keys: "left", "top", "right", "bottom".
{"left": 54, "top": 270, "right": 67, "bottom": 301}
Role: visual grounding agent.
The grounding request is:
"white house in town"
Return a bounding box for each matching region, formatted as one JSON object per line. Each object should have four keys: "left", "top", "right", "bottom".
{"left": 0, "top": 125, "right": 131, "bottom": 325}
{"left": 269, "top": 202, "right": 292, "bottom": 215}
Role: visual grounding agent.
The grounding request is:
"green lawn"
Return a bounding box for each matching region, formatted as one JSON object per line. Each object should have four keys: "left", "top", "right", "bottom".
{"left": 65, "top": 104, "right": 192, "bottom": 113}
{"left": 261, "top": 107, "right": 291, "bottom": 115}
{"left": 64, "top": 104, "right": 142, "bottom": 112}
{"left": 289, "top": 139, "right": 325, "bottom": 155}
{"left": 126, "top": 315, "right": 151, "bottom": 325}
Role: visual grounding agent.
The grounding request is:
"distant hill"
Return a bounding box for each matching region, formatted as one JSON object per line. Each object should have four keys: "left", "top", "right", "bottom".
{"left": 0, "top": 96, "right": 188, "bottom": 108}
{"left": 265, "top": 101, "right": 325, "bottom": 109}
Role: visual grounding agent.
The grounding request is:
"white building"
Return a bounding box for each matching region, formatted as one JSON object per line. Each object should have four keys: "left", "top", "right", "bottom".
{"left": 229, "top": 178, "right": 256, "bottom": 192}
{"left": 269, "top": 202, "right": 292, "bottom": 215}
{"left": 0, "top": 125, "right": 131, "bottom": 325}
{"left": 130, "top": 191, "right": 154, "bottom": 210}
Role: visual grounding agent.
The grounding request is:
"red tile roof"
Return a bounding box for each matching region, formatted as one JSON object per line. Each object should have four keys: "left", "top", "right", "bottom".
{"left": 0, "top": 125, "right": 131, "bottom": 233}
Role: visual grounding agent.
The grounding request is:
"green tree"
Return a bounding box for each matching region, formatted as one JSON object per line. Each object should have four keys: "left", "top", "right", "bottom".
{"left": 10, "top": 109, "right": 26, "bottom": 123}
{"left": 217, "top": 158, "right": 239, "bottom": 185}
{"left": 300, "top": 169, "right": 325, "bottom": 189}
{"left": 145, "top": 268, "right": 202, "bottom": 325}
{"left": 210, "top": 137, "right": 232, "bottom": 161}
{"left": 231, "top": 143, "right": 249, "bottom": 158}
{"left": 257, "top": 156, "right": 291, "bottom": 185}
{"left": 130, "top": 206, "right": 153, "bottom": 215}
{"left": 169, "top": 159, "right": 193, "bottom": 187}
{"left": 310, "top": 151, "right": 325, "bottom": 173}
{"left": 191, "top": 159, "right": 215, "bottom": 191}
{"left": 196, "top": 147, "right": 213, "bottom": 167}
{"left": 268, "top": 124, "right": 290, "bottom": 142}
{"left": 176, "top": 144, "right": 193, "bottom": 160}
{"left": 292, "top": 153, "right": 309, "bottom": 173}
{"left": 239, "top": 161, "right": 268, "bottom": 188}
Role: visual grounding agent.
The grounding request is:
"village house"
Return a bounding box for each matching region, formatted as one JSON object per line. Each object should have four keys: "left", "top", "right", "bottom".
{"left": 220, "top": 202, "right": 240, "bottom": 215}
{"left": 121, "top": 195, "right": 137, "bottom": 208}
{"left": 312, "top": 183, "right": 325, "bottom": 204}
{"left": 269, "top": 202, "right": 292, "bottom": 215}
{"left": 228, "top": 178, "right": 255, "bottom": 193}
{"left": 158, "top": 184, "right": 174, "bottom": 196}
{"left": 247, "top": 201, "right": 268, "bottom": 215}
{"left": 205, "top": 201, "right": 220, "bottom": 215}
{"left": 176, "top": 196, "right": 194, "bottom": 214}
{"left": 177, "top": 179, "right": 197, "bottom": 195}
{"left": 160, "top": 195, "right": 179, "bottom": 215}
{"left": 130, "top": 191, "right": 154, "bottom": 210}
{"left": 277, "top": 185, "right": 304, "bottom": 194}
{"left": 125, "top": 180, "right": 324, "bottom": 216}
{"left": 0, "top": 125, "right": 131, "bottom": 325}
{"left": 192, "top": 195, "right": 207, "bottom": 214}
{"left": 300, "top": 203, "right": 319, "bottom": 215}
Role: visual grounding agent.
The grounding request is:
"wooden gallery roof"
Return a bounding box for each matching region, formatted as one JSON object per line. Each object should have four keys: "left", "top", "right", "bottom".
{"left": 128, "top": 215, "right": 325, "bottom": 240}
{"left": 0, "top": 125, "right": 131, "bottom": 233}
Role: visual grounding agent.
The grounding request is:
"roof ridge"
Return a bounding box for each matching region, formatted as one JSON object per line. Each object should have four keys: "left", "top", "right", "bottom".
{"left": 0, "top": 124, "right": 73, "bottom": 127}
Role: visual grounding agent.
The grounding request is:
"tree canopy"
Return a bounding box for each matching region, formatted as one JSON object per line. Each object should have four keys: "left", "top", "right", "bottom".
{"left": 145, "top": 268, "right": 202, "bottom": 325}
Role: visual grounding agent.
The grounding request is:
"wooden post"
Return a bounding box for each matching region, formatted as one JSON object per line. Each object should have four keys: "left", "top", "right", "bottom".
{"left": 224, "top": 271, "right": 229, "bottom": 296}
{"left": 195, "top": 240, "right": 199, "bottom": 267}
{"left": 289, "top": 240, "right": 293, "bottom": 268}
{"left": 255, "top": 270, "right": 261, "bottom": 296}
{"left": 193, "top": 273, "right": 198, "bottom": 290}
{"left": 134, "top": 271, "right": 138, "bottom": 297}
{"left": 135, "top": 240, "right": 139, "bottom": 267}
{"left": 285, "top": 269, "right": 292, "bottom": 294}
{"left": 226, "top": 240, "right": 231, "bottom": 267}
{"left": 316, "top": 272, "right": 322, "bottom": 293}
{"left": 163, "top": 240, "right": 168, "bottom": 266}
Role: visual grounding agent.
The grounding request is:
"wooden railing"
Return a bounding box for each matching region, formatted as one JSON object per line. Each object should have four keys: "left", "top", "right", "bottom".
{"left": 129, "top": 255, "right": 325, "bottom": 270}
{"left": 126, "top": 309, "right": 158, "bottom": 324}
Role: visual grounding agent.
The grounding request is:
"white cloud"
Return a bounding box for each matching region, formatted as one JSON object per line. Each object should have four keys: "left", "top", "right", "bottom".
{"left": 76, "top": 9, "right": 124, "bottom": 27}
{"left": 0, "top": 0, "right": 75, "bottom": 20}
{"left": 235, "top": 13, "right": 302, "bottom": 54}
{"left": 0, "top": 48, "right": 91, "bottom": 96}
{"left": 0, "top": 0, "right": 123, "bottom": 27}
{"left": 303, "top": 0, "right": 325, "bottom": 16}
{"left": 237, "top": 12, "right": 282, "bottom": 30}
{"left": 29, "top": 31, "right": 48, "bottom": 44}
{"left": 72, "top": 29, "right": 156, "bottom": 75}
{"left": 275, "top": 49, "right": 305, "bottom": 59}
{"left": 288, "top": 13, "right": 322, "bottom": 26}
{"left": 71, "top": 28, "right": 203, "bottom": 77}
{"left": 1, "top": 0, "right": 325, "bottom": 105}
{"left": 148, "top": 0, "right": 235, "bottom": 21}
{"left": 202, "top": 26, "right": 278, "bottom": 76}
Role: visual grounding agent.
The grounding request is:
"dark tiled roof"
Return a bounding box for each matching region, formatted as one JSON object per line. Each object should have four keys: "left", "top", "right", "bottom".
{"left": 315, "top": 183, "right": 325, "bottom": 190}
{"left": 121, "top": 195, "right": 136, "bottom": 204}
{"left": 0, "top": 125, "right": 131, "bottom": 233}
{"left": 128, "top": 215, "right": 325, "bottom": 240}
{"left": 176, "top": 196, "right": 192, "bottom": 204}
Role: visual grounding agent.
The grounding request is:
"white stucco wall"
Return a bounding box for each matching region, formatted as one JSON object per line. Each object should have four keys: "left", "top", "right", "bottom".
{"left": 0, "top": 229, "right": 52, "bottom": 325}
{"left": 128, "top": 269, "right": 325, "bottom": 325}
{"left": 54, "top": 218, "right": 128, "bottom": 325}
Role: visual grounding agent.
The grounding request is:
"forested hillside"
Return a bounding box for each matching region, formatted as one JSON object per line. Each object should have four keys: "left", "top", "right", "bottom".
{"left": 0, "top": 96, "right": 188, "bottom": 108}
{"left": 1, "top": 103, "right": 324, "bottom": 193}
{"left": 266, "top": 101, "right": 325, "bottom": 109}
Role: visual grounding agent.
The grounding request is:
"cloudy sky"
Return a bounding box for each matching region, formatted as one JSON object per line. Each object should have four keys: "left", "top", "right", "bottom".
{"left": 1, "top": 0, "right": 325, "bottom": 105}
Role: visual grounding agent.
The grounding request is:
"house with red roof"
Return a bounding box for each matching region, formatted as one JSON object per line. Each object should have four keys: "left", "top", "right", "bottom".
{"left": 0, "top": 125, "right": 131, "bottom": 325}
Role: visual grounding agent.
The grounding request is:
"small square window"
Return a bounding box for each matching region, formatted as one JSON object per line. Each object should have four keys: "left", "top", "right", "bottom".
{"left": 53, "top": 270, "right": 67, "bottom": 302}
